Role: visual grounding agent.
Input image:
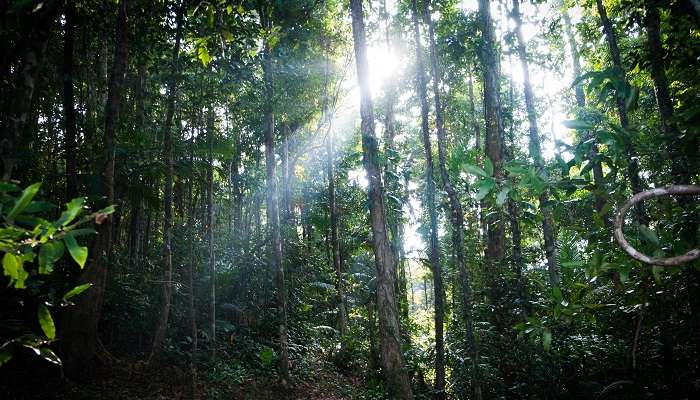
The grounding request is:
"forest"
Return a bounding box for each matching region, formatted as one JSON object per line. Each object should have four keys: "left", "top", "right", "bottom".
{"left": 1, "top": 0, "right": 699, "bottom": 398}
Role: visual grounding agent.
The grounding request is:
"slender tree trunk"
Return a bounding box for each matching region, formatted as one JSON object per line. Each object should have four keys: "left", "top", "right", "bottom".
{"left": 63, "top": 3, "right": 78, "bottom": 198}
{"left": 511, "top": 0, "right": 560, "bottom": 287}
{"left": 478, "top": 0, "right": 506, "bottom": 301}
{"left": 61, "top": 0, "right": 129, "bottom": 376}
{"left": 381, "top": 0, "right": 407, "bottom": 321}
{"left": 323, "top": 46, "right": 348, "bottom": 338}
{"left": 562, "top": 3, "right": 609, "bottom": 222}
{"left": 595, "top": 0, "right": 646, "bottom": 219}
{"left": 260, "top": 8, "right": 290, "bottom": 384}
{"left": 423, "top": 2, "right": 482, "bottom": 398}
{"left": 188, "top": 141, "right": 199, "bottom": 399}
{"left": 644, "top": 0, "right": 689, "bottom": 185}
{"left": 467, "top": 71, "right": 488, "bottom": 246}
{"left": 0, "top": 1, "right": 59, "bottom": 181}
{"left": 207, "top": 106, "right": 216, "bottom": 359}
{"left": 350, "top": 1, "right": 413, "bottom": 398}
{"left": 150, "top": 0, "right": 185, "bottom": 360}
{"left": 410, "top": 0, "right": 444, "bottom": 396}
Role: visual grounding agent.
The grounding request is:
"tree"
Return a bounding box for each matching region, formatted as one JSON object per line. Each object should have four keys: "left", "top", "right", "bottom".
{"left": 350, "top": 0, "right": 413, "bottom": 398}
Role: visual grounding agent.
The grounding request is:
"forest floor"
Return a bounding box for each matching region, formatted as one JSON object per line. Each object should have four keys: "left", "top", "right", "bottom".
{"left": 53, "top": 356, "right": 365, "bottom": 400}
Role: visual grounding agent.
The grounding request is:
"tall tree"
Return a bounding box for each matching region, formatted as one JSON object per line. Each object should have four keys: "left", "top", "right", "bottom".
{"left": 511, "top": 0, "right": 560, "bottom": 287}
{"left": 62, "top": 2, "right": 78, "bottom": 198}
{"left": 206, "top": 106, "right": 216, "bottom": 359}
{"left": 595, "top": 0, "right": 646, "bottom": 219}
{"left": 478, "top": 0, "right": 506, "bottom": 300}
{"left": 61, "top": 0, "right": 130, "bottom": 375}
{"left": 150, "top": 0, "right": 185, "bottom": 359}
{"left": 260, "top": 5, "right": 290, "bottom": 385}
{"left": 423, "top": 1, "right": 482, "bottom": 398}
{"left": 410, "top": 0, "right": 445, "bottom": 397}
{"left": 350, "top": 0, "right": 413, "bottom": 398}
{"left": 324, "top": 42, "right": 347, "bottom": 338}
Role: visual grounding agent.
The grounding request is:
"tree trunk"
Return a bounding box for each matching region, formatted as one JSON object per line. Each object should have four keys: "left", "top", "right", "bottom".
{"left": 0, "top": 1, "right": 59, "bottom": 181}
{"left": 410, "top": 0, "right": 444, "bottom": 396}
{"left": 350, "top": 1, "right": 413, "bottom": 398}
{"left": 423, "top": 1, "right": 482, "bottom": 398}
{"left": 478, "top": 0, "right": 506, "bottom": 301}
{"left": 61, "top": 0, "right": 129, "bottom": 376}
{"left": 562, "top": 3, "right": 609, "bottom": 222}
{"left": 381, "top": 0, "right": 407, "bottom": 322}
{"left": 512, "top": 0, "right": 560, "bottom": 287}
{"left": 644, "top": 0, "right": 689, "bottom": 184}
{"left": 150, "top": 0, "right": 185, "bottom": 360}
{"left": 324, "top": 46, "right": 348, "bottom": 338}
{"left": 63, "top": 2, "right": 78, "bottom": 198}
{"left": 188, "top": 139, "right": 199, "bottom": 399}
{"left": 467, "top": 71, "right": 488, "bottom": 246}
{"left": 260, "top": 8, "right": 290, "bottom": 385}
{"left": 595, "top": 0, "right": 646, "bottom": 220}
{"left": 206, "top": 106, "right": 216, "bottom": 360}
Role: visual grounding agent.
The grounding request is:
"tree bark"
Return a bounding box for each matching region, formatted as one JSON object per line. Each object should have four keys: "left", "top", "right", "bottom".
{"left": 150, "top": 0, "right": 185, "bottom": 360}
{"left": 410, "top": 0, "right": 444, "bottom": 396}
{"left": 350, "top": 1, "right": 413, "bottom": 398}
{"left": 260, "top": 7, "right": 290, "bottom": 385}
{"left": 478, "top": 0, "right": 506, "bottom": 301}
{"left": 61, "top": 0, "right": 129, "bottom": 376}
{"left": 423, "top": 1, "right": 482, "bottom": 398}
{"left": 511, "top": 0, "right": 560, "bottom": 287}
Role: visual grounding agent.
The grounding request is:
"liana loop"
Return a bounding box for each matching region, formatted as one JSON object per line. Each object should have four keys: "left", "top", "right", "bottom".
{"left": 613, "top": 185, "right": 700, "bottom": 266}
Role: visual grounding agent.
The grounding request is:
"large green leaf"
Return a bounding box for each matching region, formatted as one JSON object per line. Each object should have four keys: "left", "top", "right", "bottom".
{"left": 542, "top": 329, "right": 552, "bottom": 351}
{"left": 8, "top": 183, "right": 41, "bottom": 219}
{"left": 463, "top": 163, "right": 489, "bottom": 178}
{"left": 3, "top": 252, "right": 28, "bottom": 288}
{"left": 64, "top": 234, "right": 87, "bottom": 268}
{"left": 496, "top": 187, "right": 510, "bottom": 206}
{"left": 37, "top": 304, "right": 56, "bottom": 340}
{"left": 55, "top": 197, "right": 86, "bottom": 227}
{"left": 562, "top": 119, "right": 594, "bottom": 130}
{"left": 62, "top": 283, "right": 91, "bottom": 300}
{"left": 476, "top": 178, "right": 495, "bottom": 201}
{"left": 38, "top": 241, "right": 64, "bottom": 274}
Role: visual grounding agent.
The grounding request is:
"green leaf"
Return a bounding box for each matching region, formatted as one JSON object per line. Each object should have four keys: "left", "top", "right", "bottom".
{"left": 463, "top": 163, "right": 489, "bottom": 178}
{"left": 0, "top": 342, "right": 13, "bottom": 366}
{"left": 55, "top": 197, "right": 85, "bottom": 227}
{"left": 496, "top": 187, "right": 510, "bottom": 206}
{"left": 37, "top": 304, "right": 55, "bottom": 340}
{"left": 0, "top": 183, "right": 20, "bottom": 192}
{"left": 625, "top": 86, "right": 639, "bottom": 112}
{"left": 38, "top": 241, "right": 64, "bottom": 274}
{"left": 3, "top": 252, "right": 28, "bottom": 288}
{"left": 62, "top": 283, "right": 92, "bottom": 300}
{"left": 542, "top": 329, "right": 552, "bottom": 351}
{"left": 562, "top": 120, "right": 594, "bottom": 130}
{"left": 259, "top": 346, "right": 275, "bottom": 368}
{"left": 64, "top": 234, "right": 88, "bottom": 268}
{"left": 8, "top": 183, "right": 41, "bottom": 219}
{"left": 476, "top": 178, "right": 495, "bottom": 201}
{"left": 638, "top": 225, "right": 660, "bottom": 247}
{"left": 39, "top": 347, "right": 61, "bottom": 365}
{"left": 483, "top": 158, "right": 494, "bottom": 176}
